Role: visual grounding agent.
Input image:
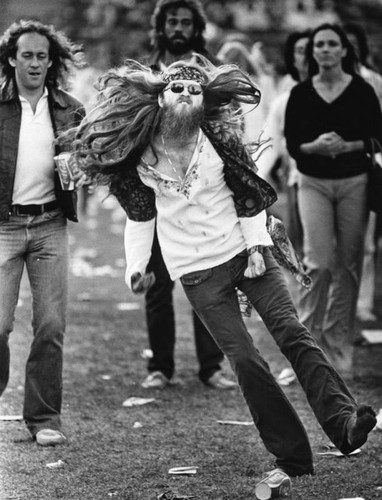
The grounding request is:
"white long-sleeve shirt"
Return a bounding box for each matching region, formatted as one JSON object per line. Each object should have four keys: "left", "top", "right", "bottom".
{"left": 124, "top": 131, "right": 273, "bottom": 289}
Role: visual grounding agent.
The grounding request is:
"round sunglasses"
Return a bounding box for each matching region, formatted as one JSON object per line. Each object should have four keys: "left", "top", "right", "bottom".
{"left": 164, "top": 82, "right": 203, "bottom": 95}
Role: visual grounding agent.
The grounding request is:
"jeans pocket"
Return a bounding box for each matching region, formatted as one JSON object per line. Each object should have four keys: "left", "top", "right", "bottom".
{"left": 43, "top": 208, "right": 65, "bottom": 221}
{"left": 180, "top": 268, "right": 213, "bottom": 286}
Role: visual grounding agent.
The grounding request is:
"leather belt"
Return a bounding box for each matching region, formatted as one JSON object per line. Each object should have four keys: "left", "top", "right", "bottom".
{"left": 10, "top": 200, "right": 59, "bottom": 216}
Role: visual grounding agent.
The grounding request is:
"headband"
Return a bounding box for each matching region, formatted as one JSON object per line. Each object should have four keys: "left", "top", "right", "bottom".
{"left": 163, "top": 65, "right": 206, "bottom": 84}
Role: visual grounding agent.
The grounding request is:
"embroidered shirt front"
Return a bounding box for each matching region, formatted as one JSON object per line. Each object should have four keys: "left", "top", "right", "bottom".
{"left": 135, "top": 132, "right": 258, "bottom": 280}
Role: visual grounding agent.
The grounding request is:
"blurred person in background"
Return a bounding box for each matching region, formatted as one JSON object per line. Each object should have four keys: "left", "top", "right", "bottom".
{"left": 257, "top": 30, "right": 310, "bottom": 248}
{"left": 256, "top": 30, "right": 310, "bottom": 387}
{"left": 0, "top": 20, "right": 86, "bottom": 446}
{"left": 285, "top": 23, "right": 382, "bottom": 380}
{"left": 344, "top": 22, "right": 382, "bottom": 326}
{"left": 216, "top": 36, "right": 276, "bottom": 144}
{"left": 70, "top": 39, "right": 111, "bottom": 218}
{"left": 138, "top": 0, "right": 235, "bottom": 390}
{"left": 149, "top": 0, "right": 220, "bottom": 68}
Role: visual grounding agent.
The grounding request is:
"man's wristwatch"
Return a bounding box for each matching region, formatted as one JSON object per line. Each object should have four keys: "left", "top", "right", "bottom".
{"left": 247, "top": 245, "right": 264, "bottom": 256}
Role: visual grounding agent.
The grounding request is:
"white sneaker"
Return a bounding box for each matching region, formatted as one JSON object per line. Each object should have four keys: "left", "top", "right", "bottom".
{"left": 141, "top": 371, "right": 170, "bottom": 389}
{"left": 205, "top": 371, "right": 237, "bottom": 390}
{"left": 277, "top": 367, "right": 297, "bottom": 386}
{"left": 36, "top": 429, "right": 66, "bottom": 446}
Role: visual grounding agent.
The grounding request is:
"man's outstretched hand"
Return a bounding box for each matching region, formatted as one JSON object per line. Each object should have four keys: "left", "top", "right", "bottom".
{"left": 131, "top": 272, "right": 156, "bottom": 294}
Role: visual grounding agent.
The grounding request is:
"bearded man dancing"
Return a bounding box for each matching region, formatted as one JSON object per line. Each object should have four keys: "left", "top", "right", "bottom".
{"left": 69, "top": 57, "right": 376, "bottom": 484}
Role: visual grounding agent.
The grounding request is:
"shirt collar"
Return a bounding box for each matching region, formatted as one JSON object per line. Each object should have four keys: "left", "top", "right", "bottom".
{"left": 19, "top": 87, "right": 49, "bottom": 103}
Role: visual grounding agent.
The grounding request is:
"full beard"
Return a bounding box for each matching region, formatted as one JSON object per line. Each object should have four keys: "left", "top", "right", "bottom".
{"left": 166, "top": 36, "right": 193, "bottom": 56}
{"left": 160, "top": 102, "right": 204, "bottom": 142}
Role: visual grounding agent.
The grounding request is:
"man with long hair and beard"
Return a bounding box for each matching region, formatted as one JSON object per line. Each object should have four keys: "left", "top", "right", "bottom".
{"left": 68, "top": 57, "right": 376, "bottom": 486}
{"left": 139, "top": 0, "right": 232, "bottom": 392}
{"left": 0, "top": 20, "right": 86, "bottom": 447}
{"left": 149, "top": 0, "right": 220, "bottom": 67}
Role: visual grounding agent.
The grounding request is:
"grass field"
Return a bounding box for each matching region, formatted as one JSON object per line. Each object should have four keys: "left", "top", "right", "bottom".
{"left": 1, "top": 193, "right": 382, "bottom": 500}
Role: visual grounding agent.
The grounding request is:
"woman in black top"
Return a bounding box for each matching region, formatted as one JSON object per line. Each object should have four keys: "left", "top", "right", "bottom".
{"left": 285, "top": 23, "right": 382, "bottom": 379}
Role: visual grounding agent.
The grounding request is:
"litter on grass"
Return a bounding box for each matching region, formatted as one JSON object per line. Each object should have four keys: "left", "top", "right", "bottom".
{"left": 0, "top": 415, "right": 23, "bottom": 421}
{"left": 360, "top": 329, "right": 382, "bottom": 344}
{"left": 217, "top": 420, "right": 253, "bottom": 426}
{"left": 317, "top": 446, "right": 361, "bottom": 457}
{"left": 157, "top": 491, "right": 194, "bottom": 500}
{"left": 133, "top": 421, "right": 142, "bottom": 428}
{"left": 116, "top": 302, "right": 141, "bottom": 311}
{"left": 46, "top": 460, "right": 65, "bottom": 469}
{"left": 122, "top": 397, "right": 155, "bottom": 407}
{"left": 168, "top": 466, "right": 198, "bottom": 475}
{"left": 141, "top": 348, "right": 154, "bottom": 359}
{"left": 277, "top": 367, "right": 297, "bottom": 386}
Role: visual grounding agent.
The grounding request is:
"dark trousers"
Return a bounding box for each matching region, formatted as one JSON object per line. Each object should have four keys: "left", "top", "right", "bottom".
{"left": 145, "top": 230, "right": 224, "bottom": 382}
{"left": 180, "top": 248, "right": 359, "bottom": 475}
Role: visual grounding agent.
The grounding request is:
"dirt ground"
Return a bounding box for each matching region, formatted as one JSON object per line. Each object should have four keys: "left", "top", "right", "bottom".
{"left": 1, "top": 192, "right": 382, "bottom": 500}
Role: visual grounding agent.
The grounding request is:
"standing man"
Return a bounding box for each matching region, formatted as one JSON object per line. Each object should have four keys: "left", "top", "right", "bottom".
{"left": 0, "top": 20, "right": 86, "bottom": 446}
{"left": 140, "top": 0, "right": 234, "bottom": 389}
{"left": 72, "top": 57, "right": 377, "bottom": 482}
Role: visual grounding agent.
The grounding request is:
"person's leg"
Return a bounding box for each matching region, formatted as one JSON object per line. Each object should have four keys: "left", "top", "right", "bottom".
{"left": 181, "top": 255, "right": 313, "bottom": 476}
{"left": 0, "top": 218, "right": 26, "bottom": 396}
{"left": 322, "top": 174, "right": 369, "bottom": 375}
{"left": 357, "top": 212, "right": 377, "bottom": 322}
{"left": 240, "top": 248, "right": 372, "bottom": 455}
{"left": 145, "top": 229, "right": 175, "bottom": 380}
{"left": 23, "top": 211, "right": 68, "bottom": 437}
{"left": 297, "top": 175, "right": 336, "bottom": 340}
{"left": 193, "top": 311, "right": 224, "bottom": 383}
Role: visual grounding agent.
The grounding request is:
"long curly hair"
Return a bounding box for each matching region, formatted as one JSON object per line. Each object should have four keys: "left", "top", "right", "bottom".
{"left": 69, "top": 55, "right": 261, "bottom": 185}
{"left": 0, "top": 19, "right": 82, "bottom": 89}
{"left": 150, "top": 0, "right": 207, "bottom": 54}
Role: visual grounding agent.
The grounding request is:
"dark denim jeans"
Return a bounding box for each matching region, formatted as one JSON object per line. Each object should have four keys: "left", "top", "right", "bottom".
{"left": 145, "top": 229, "right": 223, "bottom": 382}
{"left": 180, "top": 248, "right": 359, "bottom": 475}
{"left": 0, "top": 210, "right": 68, "bottom": 437}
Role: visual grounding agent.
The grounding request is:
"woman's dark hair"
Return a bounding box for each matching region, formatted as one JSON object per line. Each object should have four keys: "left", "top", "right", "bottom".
{"left": 150, "top": 0, "right": 207, "bottom": 54}
{"left": 284, "top": 30, "right": 311, "bottom": 81}
{"left": 306, "top": 23, "right": 357, "bottom": 76}
{"left": 0, "top": 19, "right": 82, "bottom": 87}
{"left": 343, "top": 22, "right": 369, "bottom": 66}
